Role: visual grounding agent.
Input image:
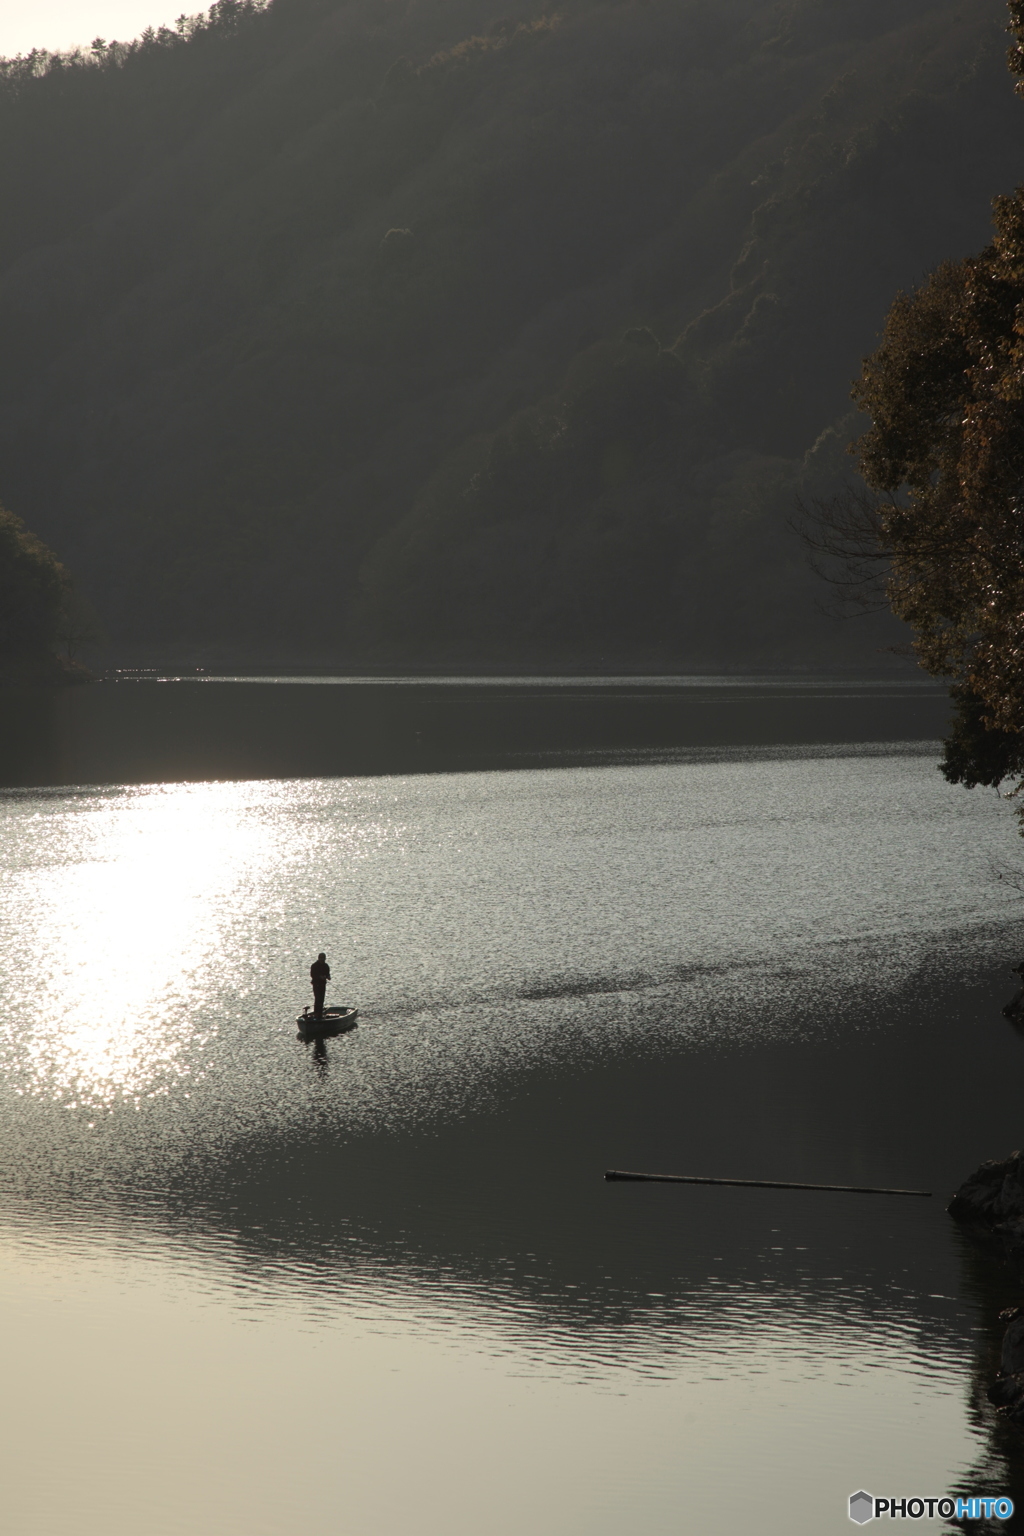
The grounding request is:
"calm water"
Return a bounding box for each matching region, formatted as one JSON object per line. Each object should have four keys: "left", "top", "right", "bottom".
{"left": 2, "top": 684, "right": 1024, "bottom": 1534}
{"left": 0, "top": 673, "right": 949, "bottom": 784}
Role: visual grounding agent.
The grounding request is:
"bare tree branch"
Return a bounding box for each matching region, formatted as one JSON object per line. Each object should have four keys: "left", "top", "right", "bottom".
{"left": 790, "top": 489, "right": 892, "bottom": 615}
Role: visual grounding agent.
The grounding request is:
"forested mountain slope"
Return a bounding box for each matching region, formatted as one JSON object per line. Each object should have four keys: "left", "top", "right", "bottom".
{"left": 1, "top": 0, "right": 1022, "bottom": 668}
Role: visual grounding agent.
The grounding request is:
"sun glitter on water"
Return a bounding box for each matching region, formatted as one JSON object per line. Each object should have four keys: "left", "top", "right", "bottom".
{"left": 0, "top": 780, "right": 390, "bottom": 1111}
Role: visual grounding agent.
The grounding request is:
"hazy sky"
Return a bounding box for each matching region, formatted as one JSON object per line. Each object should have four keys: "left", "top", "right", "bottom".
{"left": 0, "top": 1, "right": 186, "bottom": 56}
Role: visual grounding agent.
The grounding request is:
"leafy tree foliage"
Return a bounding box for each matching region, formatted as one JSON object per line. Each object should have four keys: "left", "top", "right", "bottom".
{"left": 852, "top": 3, "right": 1024, "bottom": 784}
{"left": 853, "top": 209, "right": 1024, "bottom": 725}
{"left": 939, "top": 685, "right": 1024, "bottom": 789}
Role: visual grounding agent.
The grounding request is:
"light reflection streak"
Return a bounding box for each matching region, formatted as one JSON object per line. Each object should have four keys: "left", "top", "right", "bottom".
{"left": 0, "top": 781, "right": 395, "bottom": 1110}
{"left": 0, "top": 758, "right": 1013, "bottom": 1536}
{"left": 0, "top": 753, "right": 1020, "bottom": 1136}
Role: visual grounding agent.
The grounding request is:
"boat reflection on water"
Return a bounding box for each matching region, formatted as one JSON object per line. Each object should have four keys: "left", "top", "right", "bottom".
{"left": 295, "top": 1006, "right": 359, "bottom": 1042}
{"left": 295, "top": 1006, "right": 359, "bottom": 1077}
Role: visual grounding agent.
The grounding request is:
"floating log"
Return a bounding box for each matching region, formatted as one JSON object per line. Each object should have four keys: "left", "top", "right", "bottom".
{"left": 604, "top": 1169, "right": 931, "bottom": 1197}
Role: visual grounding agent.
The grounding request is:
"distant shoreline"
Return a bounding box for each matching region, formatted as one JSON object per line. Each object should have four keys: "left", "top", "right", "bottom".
{"left": 0, "top": 677, "right": 951, "bottom": 790}
{"left": 92, "top": 670, "right": 947, "bottom": 691}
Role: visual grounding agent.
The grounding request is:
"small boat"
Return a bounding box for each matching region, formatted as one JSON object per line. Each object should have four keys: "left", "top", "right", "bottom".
{"left": 295, "top": 1005, "right": 359, "bottom": 1040}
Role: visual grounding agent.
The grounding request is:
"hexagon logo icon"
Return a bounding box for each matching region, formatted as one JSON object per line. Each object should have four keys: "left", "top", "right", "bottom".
{"left": 849, "top": 1491, "right": 874, "bottom": 1524}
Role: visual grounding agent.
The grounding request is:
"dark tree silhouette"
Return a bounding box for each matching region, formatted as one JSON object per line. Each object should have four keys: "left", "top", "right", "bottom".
{"left": 0, "top": 504, "right": 74, "bottom": 679}
{"left": 0, "top": 0, "right": 1021, "bottom": 668}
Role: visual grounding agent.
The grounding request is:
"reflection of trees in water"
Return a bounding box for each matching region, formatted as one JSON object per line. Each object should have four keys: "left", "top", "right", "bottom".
{"left": 950, "top": 1238, "right": 1024, "bottom": 1531}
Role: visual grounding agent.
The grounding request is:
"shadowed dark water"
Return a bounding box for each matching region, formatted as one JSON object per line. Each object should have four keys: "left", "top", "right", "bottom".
{"left": 1, "top": 679, "right": 1021, "bottom": 1535}
{"left": 0, "top": 673, "right": 949, "bottom": 784}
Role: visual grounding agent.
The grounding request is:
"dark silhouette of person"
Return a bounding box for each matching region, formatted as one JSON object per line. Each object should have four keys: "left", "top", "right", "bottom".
{"left": 310, "top": 952, "right": 330, "bottom": 1019}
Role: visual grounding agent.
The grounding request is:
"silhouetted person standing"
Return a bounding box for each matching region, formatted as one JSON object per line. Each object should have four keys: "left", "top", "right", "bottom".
{"left": 310, "top": 952, "right": 330, "bottom": 1020}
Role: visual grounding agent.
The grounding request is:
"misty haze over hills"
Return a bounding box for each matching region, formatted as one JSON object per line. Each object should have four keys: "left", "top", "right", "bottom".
{"left": 1, "top": 0, "right": 1022, "bottom": 671}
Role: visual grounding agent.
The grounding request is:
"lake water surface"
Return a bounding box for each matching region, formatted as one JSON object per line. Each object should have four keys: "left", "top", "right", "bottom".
{"left": 3, "top": 681, "right": 1024, "bottom": 1534}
